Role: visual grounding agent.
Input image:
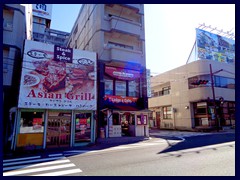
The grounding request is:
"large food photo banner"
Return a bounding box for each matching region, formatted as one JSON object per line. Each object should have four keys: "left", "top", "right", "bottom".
{"left": 18, "top": 40, "right": 97, "bottom": 110}
{"left": 196, "top": 28, "right": 235, "bottom": 64}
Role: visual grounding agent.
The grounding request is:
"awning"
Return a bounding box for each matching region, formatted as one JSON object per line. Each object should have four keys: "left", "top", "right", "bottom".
{"left": 113, "top": 106, "right": 152, "bottom": 112}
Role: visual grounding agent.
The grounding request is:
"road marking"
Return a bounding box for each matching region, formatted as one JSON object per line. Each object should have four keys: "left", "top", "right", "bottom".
{"left": 3, "top": 159, "right": 70, "bottom": 171}
{"left": 48, "top": 153, "right": 63, "bottom": 157}
{"left": 3, "top": 156, "right": 41, "bottom": 163}
{"left": 3, "top": 156, "right": 65, "bottom": 167}
{"left": 32, "top": 168, "right": 82, "bottom": 176}
{"left": 3, "top": 156, "right": 83, "bottom": 176}
{"left": 3, "top": 163, "right": 75, "bottom": 176}
{"left": 64, "top": 150, "right": 90, "bottom": 153}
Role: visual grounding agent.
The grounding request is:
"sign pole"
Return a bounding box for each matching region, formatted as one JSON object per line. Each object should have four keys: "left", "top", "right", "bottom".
{"left": 210, "top": 64, "right": 220, "bottom": 131}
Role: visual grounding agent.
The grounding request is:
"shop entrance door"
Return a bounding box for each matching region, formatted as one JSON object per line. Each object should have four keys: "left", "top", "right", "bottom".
{"left": 120, "top": 113, "right": 135, "bottom": 136}
{"left": 156, "top": 112, "right": 161, "bottom": 128}
{"left": 46, "top": 116, "right": 71, "bottom": 148}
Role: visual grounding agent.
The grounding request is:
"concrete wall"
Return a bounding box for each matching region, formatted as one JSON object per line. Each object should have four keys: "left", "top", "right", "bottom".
{"left": 149, "top": 60, "right": 235, "bottom": 130}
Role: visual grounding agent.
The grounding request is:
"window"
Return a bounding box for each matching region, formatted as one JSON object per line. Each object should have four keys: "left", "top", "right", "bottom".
{"left": 113, "top": 113, "right": 120, "bottom": 125}
{"left": 128, "top": 80, "right": 139, "bottom": 97}
{"left": 3, "top": 47, "right": 9, "bottom": 71}
{"left": 73, "top": 24, "right": 78, "bottom": 35}
{"left": 214, "top": 76, "right": 235, "bottom": 89}
{"left": 163, "top": 106, "right": 172, "bottom": 119}
{"left": 153, "top": 91, "right": 158, "bottom": 97}
{"left": 3, "top": 9, "right": 14, "bottom": 31}
{"left": 108, "top": 41, "right": 134, "bottom": 50}
{"left": 151, "top": 86, "right": 171, "bottom": 97}
{"left": 162, "top": 86, "right": 171, "bottom": 95}
{"left": 105, "top": 79, "right": 113, "bottom": 95}
{"left": 20, "top": 112, "right": 44, "bottom": 133}
{"left": 194, "top": 102, "right": 207, "bottom": 114}
{"left": 188, "top": 74, "right": 211, "bottom": 89}
{"left": 116, "top": 80, "right": 126, "bottom": 96}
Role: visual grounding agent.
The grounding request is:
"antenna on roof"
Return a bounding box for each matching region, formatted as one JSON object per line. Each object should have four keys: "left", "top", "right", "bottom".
{"left": 198, "top": 23, "right": 235, "bottom": 40}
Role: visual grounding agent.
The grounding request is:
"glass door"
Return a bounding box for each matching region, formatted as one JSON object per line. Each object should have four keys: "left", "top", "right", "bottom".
{"left": 46, "top": 112, "right": 71, "bottom": 148}
{"left": 74, "top": 113, "right": 91, "bottom": 143}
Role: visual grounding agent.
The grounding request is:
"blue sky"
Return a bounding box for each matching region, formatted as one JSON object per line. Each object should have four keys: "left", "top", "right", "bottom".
{"left": 50, "top": 4, "right": 235, "bottom": 75}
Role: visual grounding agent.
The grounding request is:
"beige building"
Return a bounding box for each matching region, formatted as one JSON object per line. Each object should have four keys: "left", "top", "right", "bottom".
{"left": 67, "top": 4, "right": 149, "bottom": 138}
{"left": 149, "top": 60, "right": 235, "bottom": 131}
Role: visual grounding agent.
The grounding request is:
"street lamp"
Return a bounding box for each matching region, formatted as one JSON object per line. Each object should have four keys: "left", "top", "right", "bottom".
{"left": 209, "top": 64, "right": 223, "bottom": 132}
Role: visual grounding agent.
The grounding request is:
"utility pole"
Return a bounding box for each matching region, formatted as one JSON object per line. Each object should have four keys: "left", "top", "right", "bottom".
{"left": 209, "top": 64, "right": 223, "bottom": 132}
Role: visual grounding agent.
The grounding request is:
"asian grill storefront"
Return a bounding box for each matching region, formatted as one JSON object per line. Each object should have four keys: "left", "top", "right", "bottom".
{"left": 99, "top": 64, "right": 150, "bottom": 138}
{"left": 12, "top": 40, "right": 97, "bottom": 151}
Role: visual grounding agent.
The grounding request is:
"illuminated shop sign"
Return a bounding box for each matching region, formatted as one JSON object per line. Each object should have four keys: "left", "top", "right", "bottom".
{"left": 196, "top": 28, "right": 235, "bottom": 64}
{"left": 105, "top": 66, "right": 140, "bottom": 81}
{"left": 32, "top": 4, "right": 52, "bottom": 20}
{"left": 18, "top": 40, "right": 97, "bottom": 110}
{"left": 104, "top": 95, "right": 138, "bottom": 108}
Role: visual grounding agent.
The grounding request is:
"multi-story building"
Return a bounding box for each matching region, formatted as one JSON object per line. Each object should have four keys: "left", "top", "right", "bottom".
{"left": 31, "top": 4, "right": 70, "bottom": 46}
{"left": 3, "top": 4, "right": 26, "bottom": 151}
{"left": 149, "top": 28, "right": 235, "bottom": 131}
{"left": 67, "top": 4, "right": 149, "bottom": 138}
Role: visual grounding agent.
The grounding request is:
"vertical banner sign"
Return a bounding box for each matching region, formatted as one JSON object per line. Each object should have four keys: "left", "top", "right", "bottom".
{"left": 196, "top": 28, "right": 235, "bottom": 64}
{"left": 146, "top": 69, "right": 151, "bottom": 97}
{"left": 18, "top": 40, "right": 97, "bottom": 110}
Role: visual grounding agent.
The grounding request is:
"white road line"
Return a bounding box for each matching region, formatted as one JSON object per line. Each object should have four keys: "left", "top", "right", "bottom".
{"left": 3, "top": 163, "right": 75, "bottom": 176}
{"left": 3, "top": 159, "right": 70, "bottom": 171}
{"left": 64, "top": 150, "right": 90, "bottom": 153}
{"left": 3, "top": 156, "right": 41, "bottom": 163}
{"left": 3, "top": 156, "right": 65, "bottom": 167}
{"left": 32, "top": 168, "right": 82, "bottom": 176}
{"left": 48, "top": 153, "right": 63, "bottom": 157}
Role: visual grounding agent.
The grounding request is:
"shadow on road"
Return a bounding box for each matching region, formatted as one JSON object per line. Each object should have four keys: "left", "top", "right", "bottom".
{"left": 158, "top": 133, "right": 235, "bottom": 154}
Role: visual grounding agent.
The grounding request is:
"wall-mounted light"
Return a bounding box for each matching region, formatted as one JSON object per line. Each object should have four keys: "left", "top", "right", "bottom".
{"left": 185, "top": 106, "right": 189, "bottom": 109}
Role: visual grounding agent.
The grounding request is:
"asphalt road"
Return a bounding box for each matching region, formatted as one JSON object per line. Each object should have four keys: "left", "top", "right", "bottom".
{"left": 67, "top": 133, "right": 235, "bottom": 176}
{"left": 3, "top": 133, "right": 235, "bottom": 176}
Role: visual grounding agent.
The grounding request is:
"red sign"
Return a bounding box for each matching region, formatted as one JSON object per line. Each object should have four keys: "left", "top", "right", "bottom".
{"left": 33, "top": 118, "right": 42, "bottom": 125}
{"left": 105, "top": 66, "right": 140, "bottom": 81}
{"left": 80, "top": 118, "right": 87, "bottom": 125}
{"left": 104, "top": 95, "right": 138, "bottom": 104}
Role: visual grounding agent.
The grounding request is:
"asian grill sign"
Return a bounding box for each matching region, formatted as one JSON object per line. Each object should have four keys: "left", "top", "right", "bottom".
{"left": 18, "top": 40, "right": 97, "bottom": 110}
{"left": 196, "top": 28, "right": 235, "bottom": 64}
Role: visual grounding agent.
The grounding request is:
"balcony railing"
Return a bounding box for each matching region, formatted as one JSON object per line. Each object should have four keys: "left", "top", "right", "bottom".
{"left": 110, "top": 46, "right": 143, "bottom": 62}
{"left": 124, "top": 4, "right": 143, "bottom": 14}
{"left": 110, "top": 16, "right": 142, "bottom": 37}
{"left": 33, "top": 32, "right": 67, "bottom": 46}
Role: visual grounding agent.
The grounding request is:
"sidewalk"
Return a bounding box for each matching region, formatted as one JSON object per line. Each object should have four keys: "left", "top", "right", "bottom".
{"left": 149, "top": 127, "right": 235, "bottom": 138}
{"left": 3, "top": 127, "right": 235, "bottom": 159}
